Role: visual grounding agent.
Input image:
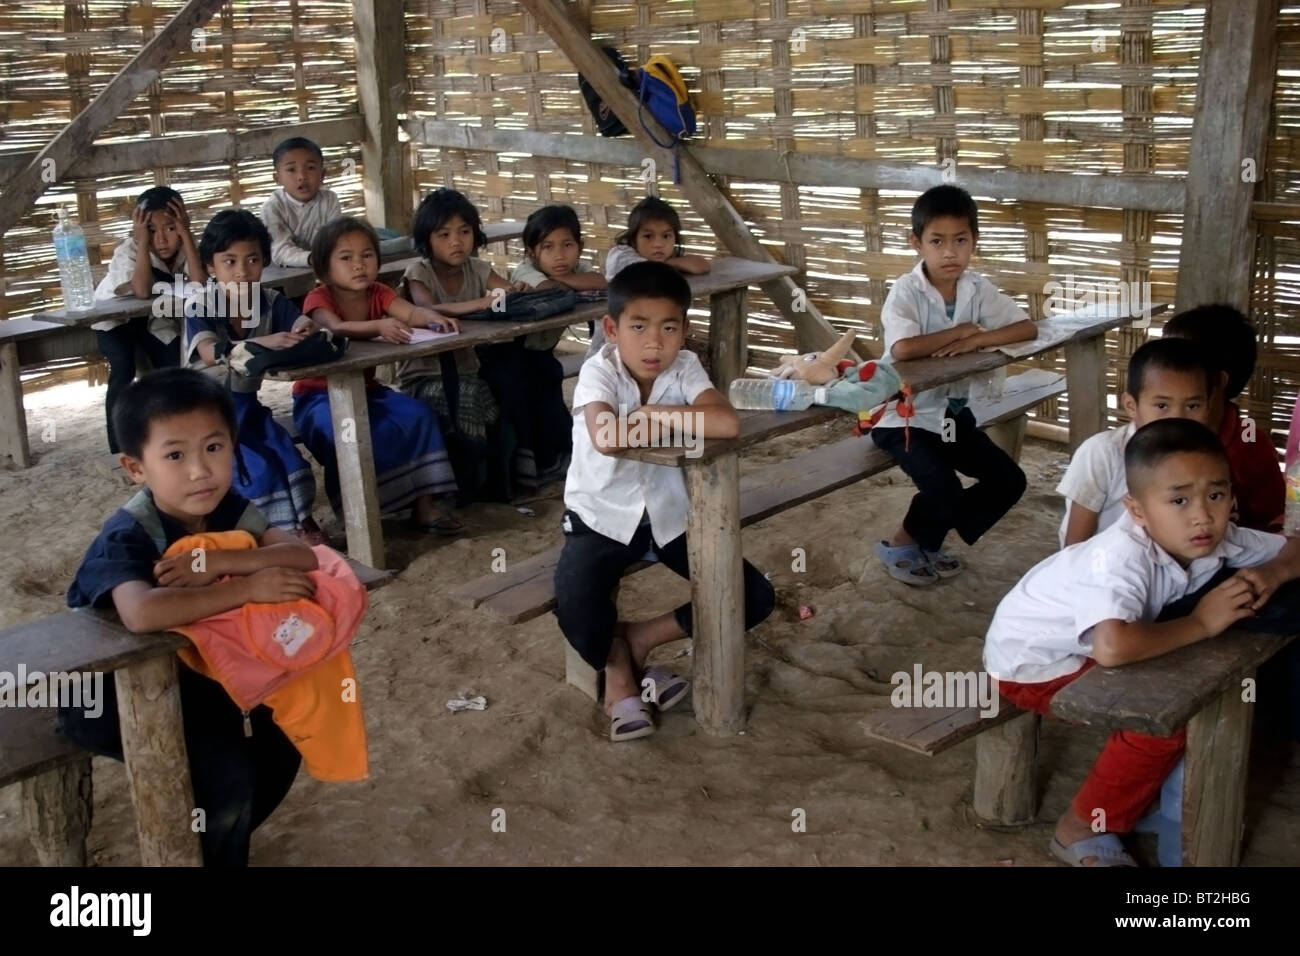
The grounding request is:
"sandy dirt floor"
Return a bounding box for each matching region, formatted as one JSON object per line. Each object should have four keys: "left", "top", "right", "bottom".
{"left": 1, "top": 368, "right": 1297, "bottom": 866}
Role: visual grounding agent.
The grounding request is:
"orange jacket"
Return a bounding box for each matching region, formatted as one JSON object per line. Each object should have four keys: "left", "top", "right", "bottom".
{"left": 163, "top": 532, "right": 369, "bottom": 782}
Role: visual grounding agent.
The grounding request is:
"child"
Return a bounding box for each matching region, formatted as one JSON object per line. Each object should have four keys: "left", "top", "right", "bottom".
{"left": 62, "top": 368, "right": 316, "bottom": 865}
{"left": 595, "top": 196, "right": 710, "bottom": 355}
{"left": 984, "top": 418, "right": 1300, "bottom": 866}
{"left": 871, "top": 185, "right": 1037, "bottom": 585}
{"left": 1057, "top": 337, "right": 1215, "bottom": 546}
{"left": 511, "top": 203, "right": 609, "bottom": 296}
{"left": 1161, "top": 304, "right": 1284, "bottom": 532}
{"left": 398, "top": 187, "right": 525, "bottom": 500}
{"left": 295, "top": 216, "right": 463, "bottom": 534}
{"left": 553, "top": 261, "right": 776, "bottom": 742}
{"left": 185, "top": 208, "right": 326, "bottom": 542}
{"left": 259, "top": 136, "right": 342, "bottom": 267}
{"left": 93, "top": 186, "right": 205, "bottom": 452}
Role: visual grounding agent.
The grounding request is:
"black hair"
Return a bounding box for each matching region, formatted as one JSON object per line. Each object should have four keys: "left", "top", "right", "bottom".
{"left": 411, "top": 188, "right": 487, "bottom": 261}
{"left": 136, "top": 186, "right": 183, "bottom": 213}
{"left": 1161, "top": 304, "right": 1257, "bottom": 400}
{"left": 198, "top": 209, "right": 271, "bottom": 267}
{"left": 113, "top": 367, "right": 237, "bottom": 461}
{"left": 1125, "top": 337, "right": 1217, "bottom": 400}
{"left": 1124, "top": 417, "right": 1228, "bottom": 493}
{"left": 523, "top": 204, "right": 583, "bottom": 251}
{"left": 310, "top": 216, "right": 381, "bottom": 281}
{"left": 607, "top": 260, "right": 691, "bottom": 323}
{"left": 911, "top": 184, "right": 979, "bottom": 238}
{"left": 272, "top": 136, "right": 324, "bottom": 167}
{"left": 617, "top": 196, "right": 683, "bottom": 255}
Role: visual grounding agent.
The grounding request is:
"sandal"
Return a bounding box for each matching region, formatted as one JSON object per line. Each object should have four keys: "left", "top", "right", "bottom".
{"left": 641, "top": 666, "right": 690, "bottom": 712}
{"left": 414, "top": 513, "right": 465, "bottom": 536}
{"left": 874, "top": 540, "right": 938, "bottom": 587}
{"left": 922, "top": 548, "right": 963, "bottom": 578}
{"left": 608, "top": 696, "right": 655, "bottom": 742}
{"left": 1049, "top": 834, "right": 1137, "bottom": 868}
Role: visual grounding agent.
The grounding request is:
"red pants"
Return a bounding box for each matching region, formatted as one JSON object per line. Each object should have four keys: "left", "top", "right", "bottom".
{"left": 998, "top": 661, "right": 1185, "bottom": 834}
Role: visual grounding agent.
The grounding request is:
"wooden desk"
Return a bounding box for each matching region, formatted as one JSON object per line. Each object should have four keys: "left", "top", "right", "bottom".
{"left": 617, "top": 307, "right": 1157, "bottom": 735}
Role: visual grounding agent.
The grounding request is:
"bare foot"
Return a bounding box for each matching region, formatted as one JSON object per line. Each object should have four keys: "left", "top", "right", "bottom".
{"left": 624, "top": 613, "right": 686, "bottom": 671}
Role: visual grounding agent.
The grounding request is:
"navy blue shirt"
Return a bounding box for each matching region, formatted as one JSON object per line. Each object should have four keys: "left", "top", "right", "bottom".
{"left": 67, "top": 489, "right": 268, "bottom": 609}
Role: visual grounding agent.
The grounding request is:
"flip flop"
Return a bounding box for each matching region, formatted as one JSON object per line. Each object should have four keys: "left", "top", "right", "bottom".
{"left": 414, "top": 513, "right": 465, "bottom": 536}
{"left": 1049, "top": 834, "right": 1137, "bottom": 867}
{"left": 922, "top": 548, "right": 963, "bottom": 578}
{"left": 608, "top": 696, "right": 655, "bottom": 742}
{"left": 874, "top": 540, "right": 938, "bottom": 587}
{"left": 641, "top": 666, "right": 690, "bottom": 712}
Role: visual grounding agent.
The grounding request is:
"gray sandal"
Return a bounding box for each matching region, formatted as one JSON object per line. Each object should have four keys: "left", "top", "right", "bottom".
{"left": 922, "top": 548, "right": 963, "bottom": 578}
{"left": 1050, "top": 834, "right": 1137, "bottom": 867}
{"left": 874, "top": 540, "right": 938, "bottom": 586}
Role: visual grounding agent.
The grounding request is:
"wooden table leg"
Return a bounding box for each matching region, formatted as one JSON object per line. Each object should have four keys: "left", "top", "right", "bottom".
{"left": 1182, "top": 674, "right": 1254, "bottom": 866}
{"left": 1064, "top": 334, "right": 1107, "bottom": 453}
{"left": 0, "top": 341, "right": 32, "bottom": 467}
{"left": 708, "top": 288, "right": 748, "bottom": 391}
{"left": 973, "top": 709, "right": 1039, "bottom": 824}
{"left": 685, "top": 451, "right": 746, "bottom": 735}
{"left": 20, "top": 757, "right": 92, "bottom": 866}
{"left": 115, "top": 657, "right": 203, "bottom": 866}
{"left": 327, "top": 370, "right": 385, "bottom": 568}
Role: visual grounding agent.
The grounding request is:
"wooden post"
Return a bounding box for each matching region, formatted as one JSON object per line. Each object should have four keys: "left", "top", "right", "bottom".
{"left": 115, "top": 657, "right": 203, "bottom": 866}
{"left": 0, "top": 342, "right": 32, "bottom": 467}
{"left": 1174, "top": 0, "right": 1278, "bottom": 312}
{"left": 20, "top": 757, "right": 92, "bottom": 866}
{"left": 984, "top": 415, "right": 1027, "bottom": 464}
{"left": 708, "top": 289, "right": 747, "bottom": 390}
{"left": 0, "top": 0, "right": 228, "bottom": 235}
{"left": 684, "top": 453, "right": 746, "bottom": 735}
{"left": 353, "top": 0, "right": 410, "bottom": 232}
{"left": 973, "top": 709, "right": 1039, "bottom": 824}
{"left": 564, "top": 641, "right": 601, "bottom": 702}
{"left": 1182, "top": 678, "right": 1254, "bottom": 866}
{"left": 1064, "top": 335, "right": 1107, "bottom": 452}
{"left": 328, "top": 370, "right": 385, "bottom": 568}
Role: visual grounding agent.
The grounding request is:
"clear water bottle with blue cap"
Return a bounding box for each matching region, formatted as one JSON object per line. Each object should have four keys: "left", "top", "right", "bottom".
{"left": 728, "top": 378, "right": 827, "bottom": 411}
{"left": 52, "top": 206, "right": 95, "bottom": 312}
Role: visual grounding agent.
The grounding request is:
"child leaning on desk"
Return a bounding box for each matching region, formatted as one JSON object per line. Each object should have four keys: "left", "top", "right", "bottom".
{"left": 292, "top": 216, "right": 464, "bottom": 536}
{"left": 871, "top": 185, "right": 1037, "bottom": 586}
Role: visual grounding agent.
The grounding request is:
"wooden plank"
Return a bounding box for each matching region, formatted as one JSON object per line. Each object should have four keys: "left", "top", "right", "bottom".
{"left": 0, "top": 0, "right": 229, "bottom": 236}
{"left": 864, "top": 702, "right": 1021, "bottom": 757}
{"left": 327, "top": 370, "right": 384, "bottom": 567}
{"left": 1065, "top": 334, "right": 1106, "bottom": 453}
{"left": 973, "top": 709, "right": 1040, "bottom": 824}
{"left": 1050, "top": 629, "right": 1297, "bottom": 737}
{"left": 0, "top": 609, "right": 183, "bottom": 679}
{"left": 406, "top": 119, "right": 1186, "bottom": 214}
{"left": 0, "top": 341, "right": 32, "bottom": 467}
{"left": 1182, "top": 678, "right": 1255, "bottom": 866}
{"left": 684, "top": 452, "right": 746, "bottom": 735}
{"left": 708, "top": 288, "right": 747, "bottom": 389}
{"left": 0, "top": 705, "right": 89, "bottom": 790}
{"left": 20, "top": 758, "right": 92, "bottom": 866}
{"left": 1175, "top": 0, "right": 1279, "bottom": 312}
{"left": 0, "top": 317, "right": 68, "bottom": 344}
{"left": 115, "top": 656, "right": 202, "bottom": 866}
{"left": 354, "top": 0, "right": 410, "bottom": 232}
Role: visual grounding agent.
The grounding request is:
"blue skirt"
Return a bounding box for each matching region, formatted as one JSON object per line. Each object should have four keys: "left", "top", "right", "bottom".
{"left": 292, "top": 383, "right": 456, "bottom": 516}
{"left": 230, "top": 392, "right": 317, "bottom": 530}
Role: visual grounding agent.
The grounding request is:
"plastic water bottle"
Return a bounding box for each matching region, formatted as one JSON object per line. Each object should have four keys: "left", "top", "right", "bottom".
{"left": 729, "top": 378, "right": 827, "bottom": 411}
{"left": 1285, "top": 458, "right": 1300, "bottom": 536}
{"left": 53, "top": 206, "right": 95, "bottom": 312}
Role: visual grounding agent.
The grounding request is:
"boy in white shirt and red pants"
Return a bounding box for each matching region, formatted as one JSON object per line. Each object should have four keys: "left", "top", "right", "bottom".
{"left": 554, "top": 262, "right": 775, "bottom": 742}
{"left": 985, "top": 418, "right": 1300, "bottom": 865}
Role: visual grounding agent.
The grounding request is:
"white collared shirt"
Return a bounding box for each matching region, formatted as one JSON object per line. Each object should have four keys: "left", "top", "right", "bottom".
{"left": 92, "top": 235, "right": 189, "bottom": 342}
{"left": 983, "top": 511, "right": 1285, "bottom": 684}
{"left": 1055, "top": 423, "right": 1137, "bottom": 547}
{"left": 875, "top": 259, "right": 1028, "bottom": 434}
{"left": 564, "top": 343, "right": 715, "bottom": 546}
{"left": 259, "top": 186, "right": 342, "bottom": 267}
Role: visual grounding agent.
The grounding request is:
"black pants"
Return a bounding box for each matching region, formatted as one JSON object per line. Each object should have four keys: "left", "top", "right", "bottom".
{"left": 871, "top": 406, "right": 1027, "bottom": 553}
{"left": 554, "top": 509, "right": 776, "bottom": 670}
{"left": 476, "top": 338, "right": 573, "bottom": 486}
{"left": 94, "top": 317, "right": 180, "bottom": 453}
{"left": 57, "top": 664, "right": 301, "bottom": 867}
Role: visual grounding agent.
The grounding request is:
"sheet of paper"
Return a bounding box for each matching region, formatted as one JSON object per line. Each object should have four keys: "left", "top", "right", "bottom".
{"left": 407, "top": 327, "right": 459, "bottom": 344}
{"left": 993, "top": 304, "right": 1142, "bottom": 358}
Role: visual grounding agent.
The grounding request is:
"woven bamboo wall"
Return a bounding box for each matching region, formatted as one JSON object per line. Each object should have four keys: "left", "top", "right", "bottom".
{"left": 0, "top": 1, "right": 363, "bottom": 324}
{"left": 403, "top": 0, "right": 1253, "bottom": 437}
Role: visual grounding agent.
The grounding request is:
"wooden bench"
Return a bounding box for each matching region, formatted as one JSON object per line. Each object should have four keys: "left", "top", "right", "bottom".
{"left": 864, "top": 625, "right": 1295, "bottom": 867}
{"left": 0, "top": 555, "right": 392, "bottom": 866}
{"left": 453, "top": 370, "right": 1068, "bottom": 700}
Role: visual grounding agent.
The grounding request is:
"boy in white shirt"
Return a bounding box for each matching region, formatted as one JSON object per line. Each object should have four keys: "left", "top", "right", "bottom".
{"left": 984, "top": 418, "right": 1300, "bottom": 866}
{"left": 259, "top": 137, "right": 342, "bottom": 267}
{"left": 1057, "top": 336, "right": 1215, "bottom": 547}
{"left": 871, "top": 185, "right": 1037, "bottom": 585}
{"left": 554, "top": 261, "right": 775, "bottom": 742}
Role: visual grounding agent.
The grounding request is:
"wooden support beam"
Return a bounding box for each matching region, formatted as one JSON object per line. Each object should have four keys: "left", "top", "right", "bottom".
{"left": 517, "top": 0, "right": 844, "bottom": 353}
{"left": 0, "top": 0, "right": 227, "bottom": 235}
{"left": 354, "top": 0, "right": 410, "bottom": 233}
{"left": 1174, "top": 0, "right": 1279, "bottom": 312}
